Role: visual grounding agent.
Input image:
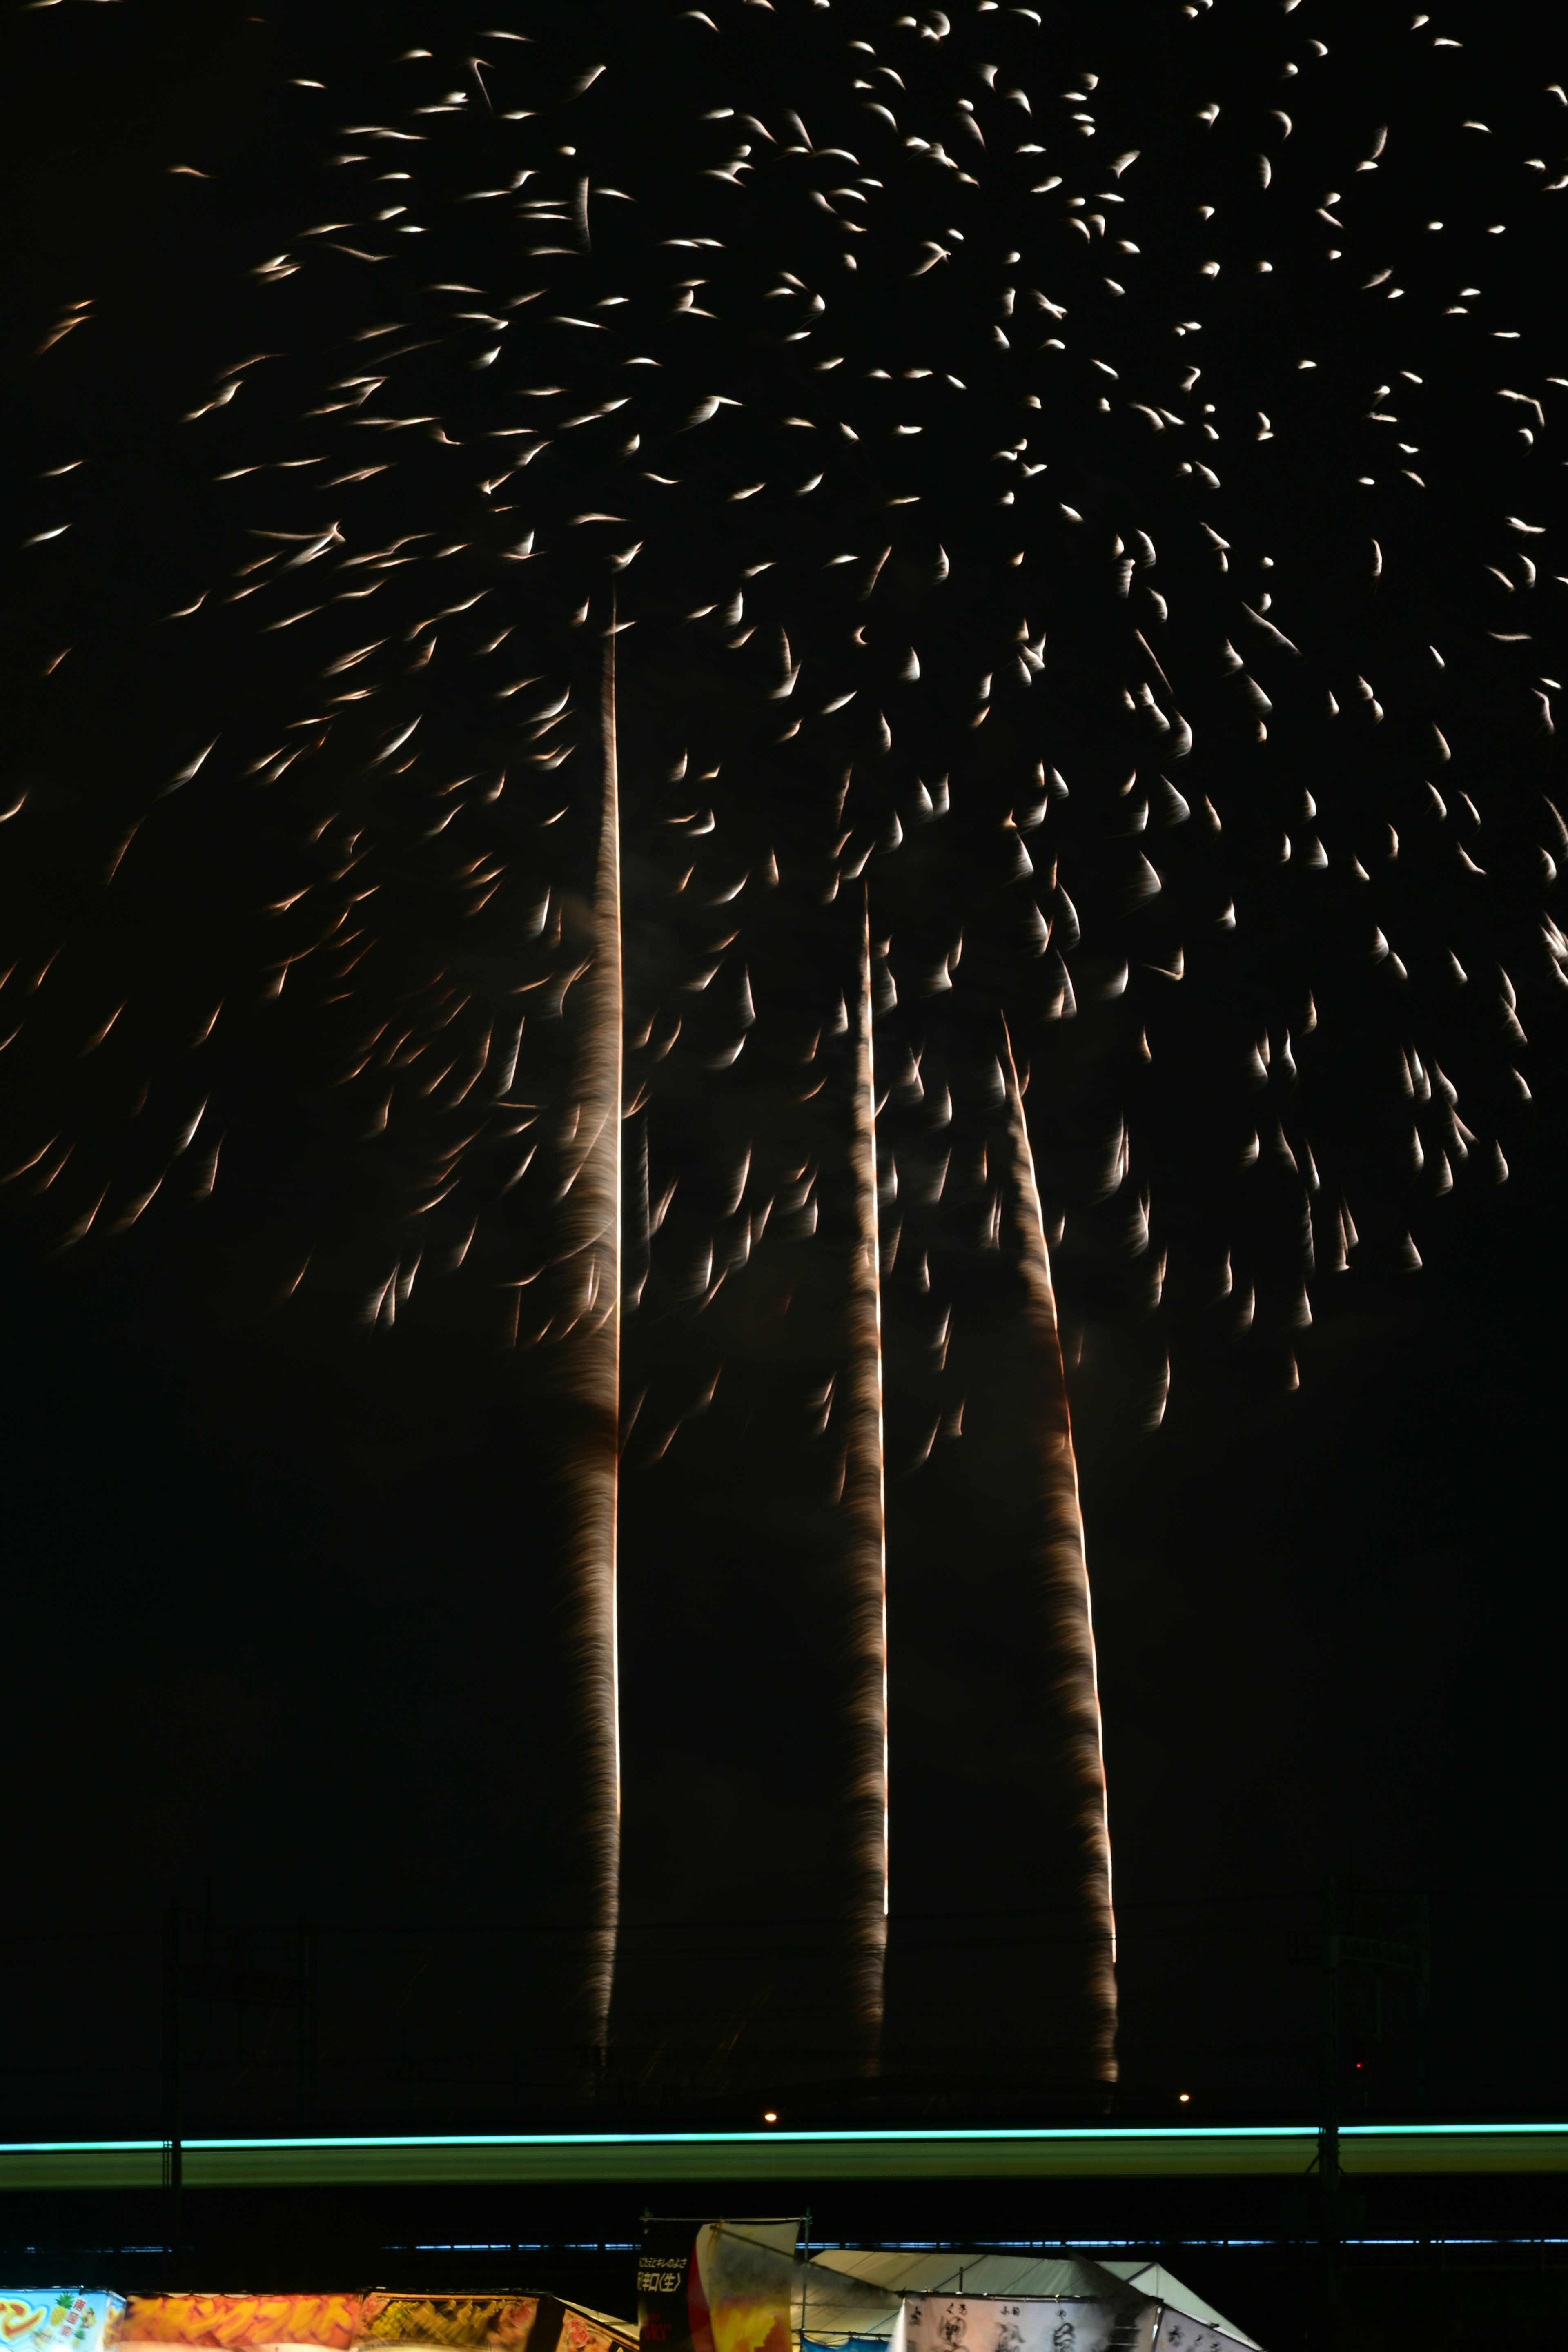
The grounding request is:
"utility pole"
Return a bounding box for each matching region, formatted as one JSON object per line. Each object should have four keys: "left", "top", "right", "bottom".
{"left": 162, "top": 1902, "right": 320, "bottom": 2267}
{"left": 297, "top": 1916, "right": 318, "bottom": 2128}
{"left": 163, "top": 1899, "right": 183, "bottom": 2268}
{"left": 1289, "top": 1881, "right": 1431, "bottom": 2349}
{"left": 797, "top": 2209, "right": 813, "bottom": 2351}
{"left": 1320, "top": 1883, "right": 1343, "bottom": 2342}
{"left": 1415, "top": 1893, "right": 1431, "bottom": 2114}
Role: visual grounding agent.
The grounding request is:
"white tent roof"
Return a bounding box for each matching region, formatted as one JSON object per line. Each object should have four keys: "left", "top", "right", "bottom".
{"left": 805, "top": 2246, "right": 1260, "bottom": 2352}
{"left": 1100, "top": 2261, "right": 1261, "bottom": 2348}
{"left": 806, "top": 2250, "right": 1121, "bottom": 2304}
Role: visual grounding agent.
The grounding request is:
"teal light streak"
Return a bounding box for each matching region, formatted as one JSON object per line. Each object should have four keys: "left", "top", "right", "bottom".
{"left": 2, "top": 2121, "right": 1567, "bottom": 2158}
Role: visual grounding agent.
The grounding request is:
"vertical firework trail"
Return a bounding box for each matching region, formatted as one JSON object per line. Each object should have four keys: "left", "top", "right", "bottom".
{"left": 1000, "top": 1019, "right": 1118, "bottom": 2082}
{"left": 845, "top": 892, "right": 889, "bottom": 2058}
{"left": 563, "top": 630, "right": 623, "bottom": 2055}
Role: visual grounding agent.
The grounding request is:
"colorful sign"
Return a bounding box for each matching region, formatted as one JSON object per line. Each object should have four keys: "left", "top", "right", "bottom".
{"left": 116, "top": 2299, "right": 630, "bottom": 2352}
{"left": 0, "top": 2295, "right": 125, "bottom": 2352}
{"left": 122, "top": 2301, "right": 361, "bottom": 2351}
{"left": 359, "top": 2302, "right": 541, "bottom": 2350}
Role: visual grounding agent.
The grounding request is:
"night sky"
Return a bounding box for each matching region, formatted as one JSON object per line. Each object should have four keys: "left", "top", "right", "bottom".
{"left": 4, "top": 0, "right": 1567, "bottom": 2137}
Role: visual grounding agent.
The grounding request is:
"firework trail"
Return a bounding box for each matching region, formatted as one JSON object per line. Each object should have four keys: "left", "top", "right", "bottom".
{"left": 844, "top": 891, "right": 889, "bottom": 2056}
{"left": 1000, "top": 1016, "right": 1116, "bottom": 2080}
{"left": 560, "top": 632, "right": 623, "bottom": 2050}
{"left": 9, "top": 0, "right": 1568, "bottom": 2083}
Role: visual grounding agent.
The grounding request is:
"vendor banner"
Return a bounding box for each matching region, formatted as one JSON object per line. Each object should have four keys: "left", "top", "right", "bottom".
{"left": 118, "top": 2299, "right": 629, "bottom": 2352}
{"left": 638, "top": 2221, "right": 800, "bottom": 2352}
{"left": 359, "top": 2302, "right": 541, "bottom": 2350}
{"left": 901, "top": 2295, "right": 1157, "bottom": 2352}
{"left": 121, "top": 2301, "right": 362, "bottom": 2351}
{"left": 550, "top": 2309, "right": 637, "bottom": 2352}
{"left": 0, "top": 2295, "right": 125, "bottom": 2352}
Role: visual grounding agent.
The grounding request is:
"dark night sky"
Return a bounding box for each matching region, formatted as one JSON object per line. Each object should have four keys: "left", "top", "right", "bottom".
{"left": 3, "top": 0, "right": 1567, "bottom": 2136}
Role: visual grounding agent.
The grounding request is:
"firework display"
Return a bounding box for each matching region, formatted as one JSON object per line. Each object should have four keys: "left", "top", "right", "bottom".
{"left": 9, "top": 0, "right": 1566, "bottom": 2088}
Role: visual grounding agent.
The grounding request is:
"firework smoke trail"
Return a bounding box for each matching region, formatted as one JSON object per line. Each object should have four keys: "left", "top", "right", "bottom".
{"left": 1001, "top": 1017, "right": 1117, "bottom": 2082}
{"left": 845, "top": 891, "right": 889, "bottom": 2056}
{"left": 561, "top": 631, "right": 623, "bottom": 2052}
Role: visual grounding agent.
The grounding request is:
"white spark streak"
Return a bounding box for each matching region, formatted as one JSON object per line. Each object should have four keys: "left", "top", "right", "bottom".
{"left": 845, "top": 892, "right": 889, "bottom": 2061}
{"left": 562, "top": 628, "right": 623, "bottom": 2058}
{"left": 1001, "top": 1017, "right": 1118, "bottom": 2083}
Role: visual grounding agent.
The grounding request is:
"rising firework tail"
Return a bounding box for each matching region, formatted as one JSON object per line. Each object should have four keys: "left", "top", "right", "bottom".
{"left": 1000, "top": 1014, "right": 1117, "bottom": 2084}
{"left": 844, "top": 891, "right": 890, "bottom": 2062}
{"left": 560, "top": 626, "right": 623, "bottom": 2051}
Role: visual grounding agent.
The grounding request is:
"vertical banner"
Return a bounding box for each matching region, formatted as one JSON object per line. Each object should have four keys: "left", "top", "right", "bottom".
{"left": 638, "top": 2222, "right": 801, "bottom": 2352}
{"left": 637, "top": 2224, "right": 695, "bottom": 2352}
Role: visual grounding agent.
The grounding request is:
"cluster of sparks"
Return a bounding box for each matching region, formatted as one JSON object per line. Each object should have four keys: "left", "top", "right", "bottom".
{"left": 11, "top": 0, "right": 1568, "bottom": 2074}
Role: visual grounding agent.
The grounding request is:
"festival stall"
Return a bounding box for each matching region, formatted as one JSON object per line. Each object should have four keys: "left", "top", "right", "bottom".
{"left": 635, "top": 2225, "right": 1263, "bottom": 2352}
{"left": 2, "top": 2223, "right": 1261, "bottom": 2352}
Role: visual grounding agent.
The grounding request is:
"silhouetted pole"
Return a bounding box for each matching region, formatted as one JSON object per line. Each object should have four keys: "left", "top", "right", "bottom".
{"left": 1319, "top": 1879, "right": 1342, "bottom": 2343}
{"left": 297, "top": 1915, "right": 318, "bottom": 2127}
{"left": 163, "top": 1898, "right": 183, "bottom": 2265}
{"left": 1416, "top": 1892, "right": 1431, "bottom": 2113}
